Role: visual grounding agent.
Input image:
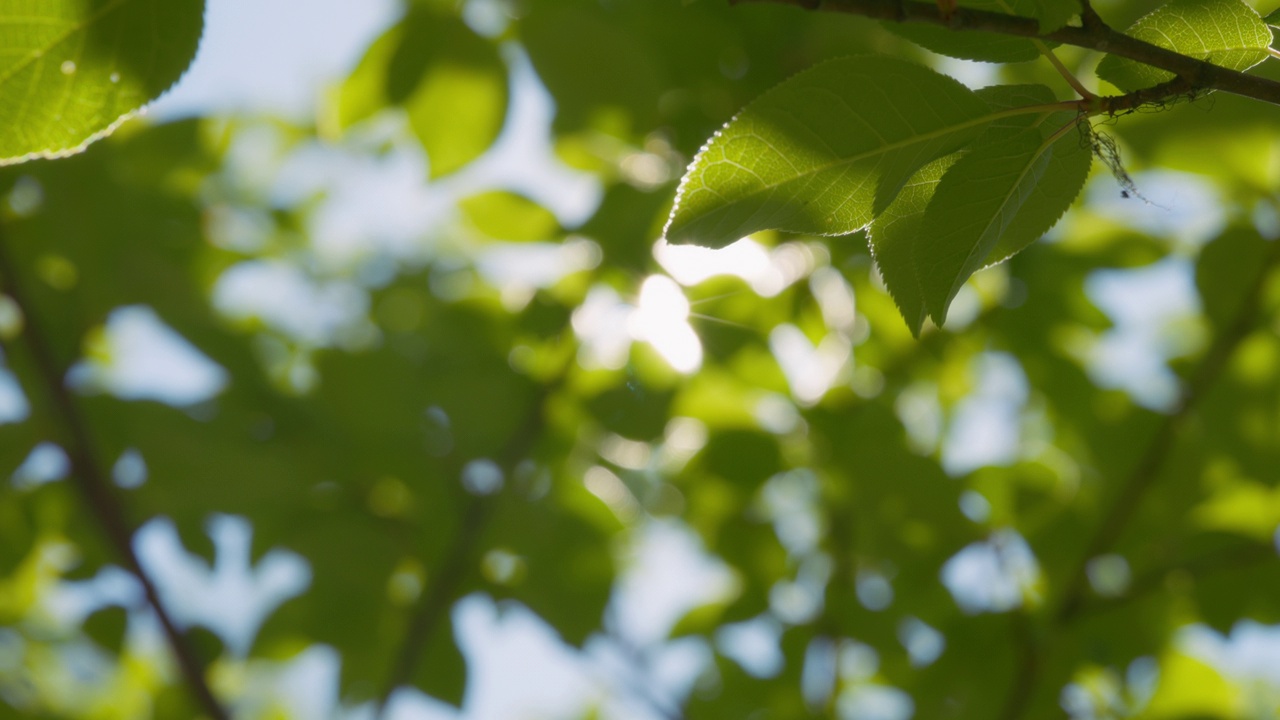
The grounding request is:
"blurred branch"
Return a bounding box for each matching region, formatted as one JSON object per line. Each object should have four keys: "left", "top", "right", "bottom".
{"left": 0, "top": 222, "right": 229, "bottom": 720}
{"left": 1056, "top": 237, "right": 1280, "bottom": 624}
{"left": 730, "top": 0, "right": 1280, "bottom": 107}
{"left": 376, "top": 493, "right": 491, "bottom": 713}
{"left": 1073, "top": 541, "right": 1276, "bottom": 620}
{"left": 374, "top": 375, "right": 563, "bottom": 716}
{"left": 599, "top": 631, "right": 687, "bottom": 720}
{"left": 998, "top": 612, "right": 1042, "bottom": 720}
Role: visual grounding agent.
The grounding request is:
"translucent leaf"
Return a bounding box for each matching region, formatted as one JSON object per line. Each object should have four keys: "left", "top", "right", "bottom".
{"left": 1096, "top": 0, "right": 1274, "bottom": 91}
{"left": 665, "top": 57, "right": 993, "bottom": 249}
{"left": 0, "top": 0, "right": 205, "bottom": 165}
{"left": 888, "top": 0, "right": 1077, "bottom": 62}
{"left": 869, "top": 86, "right": 1090, "bottom": 333}
{"left": 1194, "top": 478, "right": 1280, "bottom": 541}
{"left": 1143, "top": 652, "right": 1239, "bottom": 717}
{"left": 459, "top": 191, "right": 560, "bottom": 242}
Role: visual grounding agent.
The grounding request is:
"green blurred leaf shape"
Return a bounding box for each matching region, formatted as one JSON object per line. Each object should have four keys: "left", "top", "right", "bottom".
{"left": 665, "top": 57, "right": 994, "bottom": 249}
{"left": 1096, "top": 0, "right": 1274, "bottom": 91}
{"left": 889, "top": 0, "right": 1077, "bottom": 62}
{"left": 459, "top": 191, "right": 560, "bottom": 242}
{"left": 1195, "top": 226, "right": 1273, "bottom": 328}
{"left": 337, "top": 8, "right": 507, "bottom": 179}
{"left": 1194, "top": 478, "right": 1280, "bottom": 541}
{"left": 520, "top": 4, "right": 664, "bottom": 136}
{"left": 0, "top": 0, "right": 205, "bottom": 165}
{"left": 1266, "top": 6, "right": 1280, "bottom": 25}
{"left": 869, "top": 85, "right": 1090, "bottom": 334}
{"left": 1144, "top": 652, "right": 1239, "bottom": 717}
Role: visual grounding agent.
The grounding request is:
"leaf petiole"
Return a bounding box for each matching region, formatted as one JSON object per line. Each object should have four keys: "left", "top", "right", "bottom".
{"left": 1034, "top": 41, "right": 1097, "bottom": 100}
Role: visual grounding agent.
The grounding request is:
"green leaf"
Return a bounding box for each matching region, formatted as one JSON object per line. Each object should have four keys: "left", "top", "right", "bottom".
{"left": 1029, "top": 0, "right": 1081, "bottom": 34}
{"left": 1195, "top": 226, "right": 1273, "bottom": 328}
{"left": 335, "top": 8, "right": 507, "bottom": 179}
{"left": 0, "top": 0, "right": 205, "bottom": 165}
{"left": 869, "top": 86, "right": 1090, "bottom": 333}
{"left": 459, "top": 191, "right": 560, "bottom": 242}
{"left": 1266, "top": 6, "right": 1280, "bottom": 26}
{"left": 1096, "top": 0, "right": 1274, "bottom": 91}
{"left": 664, "top": 57, "right": 993, "bottom": 249}
{"left": 867, "top": 154, "right": 963, "bottom": 334}
{"left": 888, "top": 0, "right": 1077, "bottom": 62}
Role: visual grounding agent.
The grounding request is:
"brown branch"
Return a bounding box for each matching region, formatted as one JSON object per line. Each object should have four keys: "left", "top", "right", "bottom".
{"left": 0, "top": 221, "right": 228, "bottom": 719}
{"left": 1075, "top": 0, "right": 1108, "bottom": 33}
{"left": 731, "top": 0, "right": 1280, "bottom": 108}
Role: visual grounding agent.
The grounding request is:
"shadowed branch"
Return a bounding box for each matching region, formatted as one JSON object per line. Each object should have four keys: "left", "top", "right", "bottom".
{"left": 0, "top": 220, "right": 229, "bottom": 720}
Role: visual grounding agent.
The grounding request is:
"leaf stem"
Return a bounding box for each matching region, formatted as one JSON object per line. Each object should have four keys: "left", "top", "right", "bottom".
{"left": 0, "top": 219, "right": 229, "bottom": 720}
{"left": 1035, "top": 41, "right": 1096, "bottom": 100}
{"left": 730, "top": 0, "right": 1280, "bottom": 107}
{"left": 1269, "top": 46, "right": 1280, "bottom": 60}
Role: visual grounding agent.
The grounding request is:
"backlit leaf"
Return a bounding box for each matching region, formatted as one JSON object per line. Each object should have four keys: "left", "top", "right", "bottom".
{"left": 0, "top": 0, "right": 205, "bottom": 165}
{"left": 1096, "top": 0, "right": 1274, "bottom": 91}
{"left": 665, "top": 56, "right": 993, "bottom": 248}
{"left": 869, "top": 85, "right": 1090, "bottom": 333}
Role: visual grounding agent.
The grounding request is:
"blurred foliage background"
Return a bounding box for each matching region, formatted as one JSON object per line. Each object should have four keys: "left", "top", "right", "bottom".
{"left": 2, "top": 0, "right": 1280, "bottom": 718}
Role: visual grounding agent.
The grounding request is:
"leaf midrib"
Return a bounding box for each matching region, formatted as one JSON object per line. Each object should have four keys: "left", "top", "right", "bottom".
{"left": 936, "top": 127, "right": 1059, "bottom": 313}
{"left": 681, "top": 102, "right": 1066, "bottom": 224}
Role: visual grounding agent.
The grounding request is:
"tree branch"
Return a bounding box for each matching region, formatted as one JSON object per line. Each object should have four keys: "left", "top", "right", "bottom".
{"left": 731, "top": 0, "right": 1280, "bottom": 107}
{"left": 0, "top": 221, "right": 228, "bottom": 720}
{"left": 1071, "top": 541, "right": 1276, "bottom": 621}
{"left": 376, "top": 493, "right": 492, "bottom": 713}
{"left": 1056, "top": 236, "right": 1280, "bottom": 624}
{"left": 998, "top": 612, "right": 1042, "bottom": 720}
{"left": 374, "top": 377, "right": 562, "bottom": 716}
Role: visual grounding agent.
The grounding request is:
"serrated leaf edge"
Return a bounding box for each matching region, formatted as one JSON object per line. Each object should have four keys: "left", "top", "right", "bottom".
{"left": 0, "top": 0, "right": 208, "bottom": 166}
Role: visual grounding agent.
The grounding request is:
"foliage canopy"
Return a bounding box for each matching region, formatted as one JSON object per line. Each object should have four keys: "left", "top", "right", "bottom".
{"left": 1, "top": 0, "right": 1280, "bottom": 718}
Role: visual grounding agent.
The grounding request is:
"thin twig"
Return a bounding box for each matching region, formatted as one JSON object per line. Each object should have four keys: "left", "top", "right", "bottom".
{"left": 731, "top": 0, "right": 1280, "bottom": 108}
{"left": 0, "top": 221, "right": 229, "bottom": 719}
